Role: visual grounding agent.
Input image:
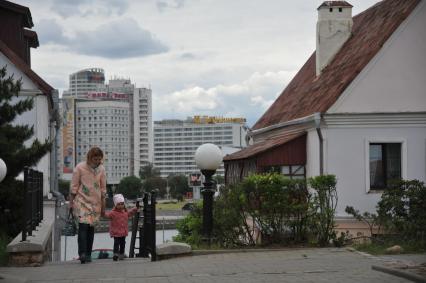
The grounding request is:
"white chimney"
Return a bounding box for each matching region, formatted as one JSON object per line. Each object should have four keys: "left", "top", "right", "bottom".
{"left": 316, "top": 1, "right": 353, "bottom": 76}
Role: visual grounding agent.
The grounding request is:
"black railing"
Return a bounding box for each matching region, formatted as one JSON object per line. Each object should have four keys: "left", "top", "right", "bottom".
{"left": 129, "top": 191, "right": 156, "bottom": 261}
{"left": 22, "top": 167, "right": 43, "bottom": 241}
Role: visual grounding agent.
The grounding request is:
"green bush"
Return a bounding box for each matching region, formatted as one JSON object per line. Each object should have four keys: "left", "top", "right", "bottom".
{"left": 377, "top": 179, "right": 426, "bottom": 241}
{"left": 173, "top": 202, "right": 203, "bottom": 246}
{"left": 308, "top": 175, "right": 338, "bottom": 246}
{"left": 240, "top": 174, "right": 310, "bottom": 244}
{"left": 174, "top": 173, "right": 312, "bottom": 247}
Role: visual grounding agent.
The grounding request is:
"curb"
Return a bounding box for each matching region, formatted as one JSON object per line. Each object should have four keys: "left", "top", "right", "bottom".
{"left": 372, "top": 265, "right": 426, "bottom": 283}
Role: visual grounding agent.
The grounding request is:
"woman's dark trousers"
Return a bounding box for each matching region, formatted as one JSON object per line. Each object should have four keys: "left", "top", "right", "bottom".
{"left": 78, "top": 223, "right": 94, "bottom": 262}
{"left": 113, "top": 237, "right": 126, "bottom": 255}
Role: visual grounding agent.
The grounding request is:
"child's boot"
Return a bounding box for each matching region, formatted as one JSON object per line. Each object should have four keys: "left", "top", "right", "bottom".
{"left": 113, "top": 253, "right": 118, "bottom": 261}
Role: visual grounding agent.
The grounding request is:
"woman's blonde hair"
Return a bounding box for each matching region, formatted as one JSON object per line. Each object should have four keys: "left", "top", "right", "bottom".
{"left": 86, "top": 146, "right": 104, "bottom": 161}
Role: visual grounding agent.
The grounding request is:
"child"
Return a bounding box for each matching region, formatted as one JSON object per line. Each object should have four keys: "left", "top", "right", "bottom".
{"left": 103, "top": 194, "right": 138, "bottom": 261}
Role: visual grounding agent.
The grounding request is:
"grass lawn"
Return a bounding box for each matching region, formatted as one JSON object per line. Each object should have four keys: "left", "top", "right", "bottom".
{"left": 156, "top": 201, "right": 187, "bottom": 210}
{"left": 353, "top": 240, "right": 426, "bottom": 255}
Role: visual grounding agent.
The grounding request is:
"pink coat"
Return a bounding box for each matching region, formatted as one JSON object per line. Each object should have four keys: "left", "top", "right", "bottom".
{"left": 104, "top": 207, "right": 138, "bottom": 237}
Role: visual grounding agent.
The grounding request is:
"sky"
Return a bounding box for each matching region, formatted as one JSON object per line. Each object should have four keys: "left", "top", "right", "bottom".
{"left": 13, "top": 0, "right": 380, "bottom": 127}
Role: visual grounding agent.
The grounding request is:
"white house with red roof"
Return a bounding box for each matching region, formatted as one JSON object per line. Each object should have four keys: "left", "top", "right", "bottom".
{"left": 224, "top": 0, "right": 426, "bottom": 230}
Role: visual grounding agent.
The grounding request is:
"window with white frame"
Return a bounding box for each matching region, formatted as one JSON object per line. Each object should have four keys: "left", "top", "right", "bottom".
{"left": 369, "top": 143, "right": 401, "bottom": 190}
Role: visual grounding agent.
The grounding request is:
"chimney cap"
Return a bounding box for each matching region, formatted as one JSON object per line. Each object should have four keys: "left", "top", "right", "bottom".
{"left": 317, "top": 1, "right": 353, "bottom": 10}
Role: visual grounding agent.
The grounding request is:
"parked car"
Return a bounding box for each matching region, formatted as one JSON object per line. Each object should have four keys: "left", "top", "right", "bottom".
{"left": 181, "top": 202, "right": 195, "bottom": 211}
{"left": 91, "top": 249, "right": 114, "bottom": 259}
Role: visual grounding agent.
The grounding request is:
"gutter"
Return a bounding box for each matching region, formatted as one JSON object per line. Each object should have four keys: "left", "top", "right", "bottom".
{"left": 250, "top": 113, "right": 319, "bottom": 137}
{"left": 314, "top": 113, "right": 324, "bottom": 176}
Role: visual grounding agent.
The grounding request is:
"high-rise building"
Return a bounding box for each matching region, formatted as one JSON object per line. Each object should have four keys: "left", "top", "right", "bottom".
{"left": 153, "top": 116, "right": 248, "bottom": 178}
{"left": 75, "top": 100, "right": 130, "bottom": 185}
{"left": 58, "top": 69, "right": 152, "bottom": 186}
{"left": 63, "top": 68, "right": 105, "bottom": 98}
{"left": 133, "top": 88, "right": 153, "bottom": 176}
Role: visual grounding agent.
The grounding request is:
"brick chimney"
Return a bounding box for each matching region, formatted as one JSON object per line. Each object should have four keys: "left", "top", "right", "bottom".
{"left": 316, "top": 1, "right": 353, "bottom": 76}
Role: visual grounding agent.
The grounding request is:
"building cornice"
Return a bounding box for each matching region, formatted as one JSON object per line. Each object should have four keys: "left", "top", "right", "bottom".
{"left": 324, "top": 112, "right": 426, "bottom": 127}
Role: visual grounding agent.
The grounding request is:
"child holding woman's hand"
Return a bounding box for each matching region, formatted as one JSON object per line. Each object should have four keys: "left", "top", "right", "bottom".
{"left": 102, "top": 194, "right": 138, "bottom": 261}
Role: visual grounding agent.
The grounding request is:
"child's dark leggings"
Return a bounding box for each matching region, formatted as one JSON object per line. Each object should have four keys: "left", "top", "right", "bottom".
{"left": 113, "top": 236, "right": 126, "bottom": 254}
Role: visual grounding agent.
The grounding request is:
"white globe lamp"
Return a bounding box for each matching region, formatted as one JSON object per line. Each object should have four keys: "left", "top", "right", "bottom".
{"left": 0, "top": 158, "right": 7, "bottom": 182}
{"left": 195, "top": 143, "right": 222, "bottom": 171}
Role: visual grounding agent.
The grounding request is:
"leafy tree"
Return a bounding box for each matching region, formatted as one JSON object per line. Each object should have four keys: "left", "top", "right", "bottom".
{"left": 167, "top": 174, "right": 191, "bottom": 200}
{"left": 116, "top": 176, "right": 142, "bottom": 199}
{"left": 58, "top": 179, "right": 70, "bottom": 200}
{"left": 0, "top": 65, "right": 52, "bottom": 237}
{"left": 139, "top": 163, "right": 160, "bottom": 180}
{"left": 144, "top": 176, "right": 167, "bottom": 198}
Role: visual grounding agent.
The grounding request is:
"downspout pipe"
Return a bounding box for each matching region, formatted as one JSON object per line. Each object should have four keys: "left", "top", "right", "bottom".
{"left": 314, "top": 113, "right": 324, "bottom": 176}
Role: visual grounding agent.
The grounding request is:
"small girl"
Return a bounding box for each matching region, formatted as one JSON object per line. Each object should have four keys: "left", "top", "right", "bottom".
{"left": 103, "top": 194, "right": 138, "bottom": 261}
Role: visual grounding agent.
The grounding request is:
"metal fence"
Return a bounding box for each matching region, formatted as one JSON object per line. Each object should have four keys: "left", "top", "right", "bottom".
{"left": 129, "top": 191, "right": 157, "bottom": 261}
{"left": 22, "top": 167, "right": 43, "bottom": 241}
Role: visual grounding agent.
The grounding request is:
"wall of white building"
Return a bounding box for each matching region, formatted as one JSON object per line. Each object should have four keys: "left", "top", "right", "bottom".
{"left": 323, "top": 116, "right": 426, "bottom": 216}
{"left": 1, "top": 53, "right": 52, "bottom": 195}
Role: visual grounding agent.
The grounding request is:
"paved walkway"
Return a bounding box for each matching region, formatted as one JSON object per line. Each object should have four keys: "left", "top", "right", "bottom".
{"left": 0, "top": 248, "right": 424, "bottom": 283}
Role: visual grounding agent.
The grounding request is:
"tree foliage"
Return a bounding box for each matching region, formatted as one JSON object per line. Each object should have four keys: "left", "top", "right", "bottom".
{"left": 167, "top": 174, "right": 191, "bottom": 200}
{"left": 116, "top": 176, "right": 142, "bottom": 199}
{"left": 139, "top": 163, "right": 160, "bottom": 180}
{"left": 0, "top": 65, "right": 52, "bottom": 237}
{"left": 58, "top": 179, "right": 70, "bottom": 200}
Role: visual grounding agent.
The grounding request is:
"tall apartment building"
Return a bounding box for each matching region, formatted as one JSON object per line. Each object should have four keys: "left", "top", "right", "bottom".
{"left": 59, "top": 69, "right": 153, "bottom": 185}
{"left": 153, "top": 116, "right": 248, "bottom": 178}
{"left": 133, "top": 88, "right": 153, "bottom": 176}
{"left": 75, "top": 101, "right": 130, "bottom": 185}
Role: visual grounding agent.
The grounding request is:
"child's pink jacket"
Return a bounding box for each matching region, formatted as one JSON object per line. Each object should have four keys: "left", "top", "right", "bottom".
{"left": 104, "top": 207, "right": 138, "bottom": 237}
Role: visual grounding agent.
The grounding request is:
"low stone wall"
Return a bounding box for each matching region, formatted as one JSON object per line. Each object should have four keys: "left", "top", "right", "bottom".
{"left": 6, "top": 218, "right": 54, "bottom": 267}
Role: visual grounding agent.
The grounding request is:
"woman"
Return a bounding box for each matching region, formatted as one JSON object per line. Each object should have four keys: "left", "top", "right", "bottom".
{"left": 70, "top": 147, "right": 106, "bottom": 264}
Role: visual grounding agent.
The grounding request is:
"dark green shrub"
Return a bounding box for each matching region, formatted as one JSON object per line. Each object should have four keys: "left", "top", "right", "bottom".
{"left": 173, "top": 202, "right": 203, "bottom": 246}
{"left": 308, "top": 175, "right": 337, "bottom": 246}
{"left": 377, "top": 179, "right": 426, "bottom": 241}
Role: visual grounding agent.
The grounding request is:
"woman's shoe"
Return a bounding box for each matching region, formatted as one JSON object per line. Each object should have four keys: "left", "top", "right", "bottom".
{"left": 80, "top": 253, "right": 86, "bottom": 264}
{"left": 113, "top": 253, "right": 118, "bottom": 261}
{"left": 118, "top": 254, "right": 125, "bottom": 260}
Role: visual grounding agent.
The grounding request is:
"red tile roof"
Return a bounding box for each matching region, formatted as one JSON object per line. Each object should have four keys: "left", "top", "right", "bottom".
{"left": 253, "top": 0, "right": 420, "bottom": 130}
{"left": 223, "top": 131, "right": 305, "bottom": 161}
{"left": 0, "top": 39, "right": 53, "bottom": 105}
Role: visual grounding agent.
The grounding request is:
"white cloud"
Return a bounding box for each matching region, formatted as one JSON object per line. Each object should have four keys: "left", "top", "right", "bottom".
{"left": 154, "top": 70, "right": 292, "bottom": 126}
{"left": 36, "top": 18, "right": 168, "bottom": 59}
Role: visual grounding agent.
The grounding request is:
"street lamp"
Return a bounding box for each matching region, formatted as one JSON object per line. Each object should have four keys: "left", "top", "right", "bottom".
{"left": 0, "top": 158, "right": 6, "bottom": 182}
{"left": 194, "top": 143, "right": 222, "bottom": 245}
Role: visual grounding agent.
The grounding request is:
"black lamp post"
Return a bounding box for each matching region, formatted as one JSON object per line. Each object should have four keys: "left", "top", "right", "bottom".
{"left": 195, "top": 143, "right": 222, "bottom": 245}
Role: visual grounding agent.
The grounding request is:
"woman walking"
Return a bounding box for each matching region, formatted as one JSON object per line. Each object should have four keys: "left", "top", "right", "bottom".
{"left": 70, "top": 147, "right": 106, "bottom": 263}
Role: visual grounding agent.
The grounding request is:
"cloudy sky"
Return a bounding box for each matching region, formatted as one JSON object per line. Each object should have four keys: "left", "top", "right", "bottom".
{"left": 14, "top": 0, "right": 379, "bottom": 127}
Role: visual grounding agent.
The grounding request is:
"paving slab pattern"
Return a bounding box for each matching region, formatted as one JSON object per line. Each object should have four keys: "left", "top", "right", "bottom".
{"left": 0, "top": 248, "right": 416, "bottom": 283}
